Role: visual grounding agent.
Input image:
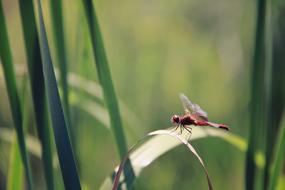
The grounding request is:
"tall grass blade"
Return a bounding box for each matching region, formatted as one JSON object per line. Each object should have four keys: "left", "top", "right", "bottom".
{"left": 269, "top": 3, "right": 285, "bottom": 189}
{"left": 18, "top": 0, "right": 54, "bottom": 188}
{"left": 263, "top": 0, "right": 274, "bottom": 188}
{"left": 49, "top": 0, "right": 70, "bottom": 120}
{"left": 82, "top": 0, "right": 129, "bottom": 159}
{"left": 0, "top": 1, "right": 33, "bottom": 189}
{"left": 268, "top": 112, "right": 285, "bottom": 190}
{"left": 82, "top": 0, "right": 135, "bottom": 188}
{"left": 36, "top": 0, "right": 81, "bottom": 189}
{"left": 245, "top": 0, "right": 268, "bottom": 189}
{"left": 7, "top": 135, "right": 23, "bottom": 190}
{"left": 271, "top": 2, "right": 285, "bottom": 130}
{"left": 7, "top": 81, "right": 31, "bottom": 190}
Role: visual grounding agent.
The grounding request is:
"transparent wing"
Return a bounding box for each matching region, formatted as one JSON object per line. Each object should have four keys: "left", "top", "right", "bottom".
{"left": 179, "top": 93, "right": 195, "bottom": 114}
{"left": 179, "top": 93, "right": 208, "bottom": 120}
{"left": 192, "top": 103, "right": 208, "bottom": 120}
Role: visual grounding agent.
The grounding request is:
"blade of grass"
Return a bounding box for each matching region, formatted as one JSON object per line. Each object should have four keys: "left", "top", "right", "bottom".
{"left": 67, "top": 72, "right": 143, "bottom": 133}
{"left": 82, "top": 0, "right": 129, "bottom": 160}
{"left": 7, "top": 79, "right": 32, "bottom": 190}
{"left": 36, "top": 0, "right": 81, "bottom": 189}
{"left": 245, "top": 0, "right": 268, "bottom": 189}
{"left": 0, "top": 1, "right": 33, "bottom": 189}
{"left": 0, "top": 128, "right": 41, "bottom": 158}
{"left": 112, "top": 129, "right": 213, "bottom": 190}
{"left": 271, "top": 1, "right": 285, "bottom": 130}
{"left": 268, "top": 112, "right": 285, "bottom": 190}
{"left": 7, "top": 135, "right": 23, "bottom": 190}
{"left": 268, "top": 2, "right": 285, "bottom": 190}
{"left": 18, "top": 0, "right": 54, "bottom": 189}
{"left": 49, "top": 0, "right": 69, "bottom": 121}
{"left": 263, "top": 0, "right": 274, "bottom": 188}
{"left": 100, "top": 128, "right": 247, "bottom": 189}
{"left": 81, "top": 0, "right": 135, "bottom": 188}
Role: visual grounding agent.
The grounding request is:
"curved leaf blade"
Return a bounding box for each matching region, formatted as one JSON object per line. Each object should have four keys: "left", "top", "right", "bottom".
{"left": 67, "top": 72, "right": 143, "bottom": 133}
{"left": 112, "top": 129, "right": 213, "bottom": 190}
{"left": 101, "top": 128, "right": 246, "bottom": 189}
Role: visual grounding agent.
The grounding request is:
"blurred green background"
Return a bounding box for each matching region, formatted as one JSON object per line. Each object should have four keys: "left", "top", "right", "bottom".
{"left": 0, "top": 0, "right": 284, "bottom": 189}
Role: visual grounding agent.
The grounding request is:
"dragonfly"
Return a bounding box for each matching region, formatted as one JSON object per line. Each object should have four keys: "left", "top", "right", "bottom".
{"left": 171, "top": 93, "right": 229, "bottom": 136}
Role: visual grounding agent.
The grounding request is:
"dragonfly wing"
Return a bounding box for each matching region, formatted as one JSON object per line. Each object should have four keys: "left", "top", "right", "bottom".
{"left": 179, "top": 93, "right": 208, "bottom": 121}
{"left": 179, "top": 93, "right": 195, "bottom": 114}
{"left": 192, "top": 103, "right": 208, "bottom": 120}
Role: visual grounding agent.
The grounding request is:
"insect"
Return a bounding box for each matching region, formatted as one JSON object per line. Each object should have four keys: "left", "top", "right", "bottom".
{"left": 171, "top": 94, "right": 229, "bottom": 137}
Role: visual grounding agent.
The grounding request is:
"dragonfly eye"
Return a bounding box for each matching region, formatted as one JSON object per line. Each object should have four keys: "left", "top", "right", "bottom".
{"left": 171, "top": 115, "right": 180, "bottom": 124}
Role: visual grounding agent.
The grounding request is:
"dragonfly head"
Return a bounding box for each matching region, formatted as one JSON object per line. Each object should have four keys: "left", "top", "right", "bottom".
{"left": 171, "top": 115, "right": 180, "bottom": 125}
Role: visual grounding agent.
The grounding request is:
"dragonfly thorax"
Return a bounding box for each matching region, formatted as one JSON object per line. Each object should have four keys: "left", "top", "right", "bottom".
{"left": 171, "top": 114, "right": 197, "bottom": 126}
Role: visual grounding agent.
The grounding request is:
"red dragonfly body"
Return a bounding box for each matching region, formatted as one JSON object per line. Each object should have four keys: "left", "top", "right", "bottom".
{"left": 171, "top": 94, "right": 229, "bottom": 133}
{"left": 172, "top": 114, "right": 229, "bottom": 130}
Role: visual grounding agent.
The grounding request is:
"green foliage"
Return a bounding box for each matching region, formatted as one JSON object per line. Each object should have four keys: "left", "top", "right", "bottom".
{"left": 81, "top": 0, "right": 135, "bottom": 188}
{"left": 49, "top": 0, "right": 70, "bottom": 120}
{"left": 0, "top": 1, "right": 33, "bottom": 188}
{"left": 245, "top": 0, "right": 271, "bottom": 189}
{"left": 7, "top": 135, "right": 23, "bottom": 190}
{"left": 0, "top": 0, "right": 284, "bottom": 189}
{"left": 36, "top": 0, "right": 81, "bottom": 189}
{"left": 269, "top": 113, "right": 285, "bottom": 190}
{"left": 18, "top": 0, "right": 54, "bottom": 188}
{"left": 81, "top": 0, "right": 129, "bottom": 160}
{"left": 107, "top": 128, "right": 246, "bottom": 190}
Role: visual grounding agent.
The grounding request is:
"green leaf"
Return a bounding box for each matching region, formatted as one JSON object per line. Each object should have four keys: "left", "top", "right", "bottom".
{"left": 82, "top": 1, "right": 135, "bottom": 188}
{"left": 7, "top": 77, "right": 32, "bottom": 190}
{"left": 0, "top": 1, "right": 33, "bottom": 189}
{"left": 66, "top": 72, "right": 143, "bottom": 135}
{"left": 100, "top": 128, "right": 247, "bottom": 189}
{"left": 82, "top": 0, "right": 129, "bottom": 159}
{"left": 49, "top": 0, "right": 70, "bottom": 120}
{"left": 112, "top": 129, "right": 213, "bottom": 190}
{"left": 18, "top": 0, "right": 54, "bottom": 188}
{"left": 36, "top": 0, "right": 81, "bottom": 189}
{"left": 263, "top": 0, "right": 274, "bottom": 188}
{"left": 245, "top": 0, "right": 269, "bottom": 189}
{"left": 7, "top": 135, "right": 23, "bottom": 190}
{"left": 268, "top": 112, "right": 285, "bottom": 190}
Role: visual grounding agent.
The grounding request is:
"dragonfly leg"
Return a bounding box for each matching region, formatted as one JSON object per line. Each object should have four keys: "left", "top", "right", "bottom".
{"left": 184, "top": 127, "right": 192, "bottom": 141}
{"left": 179, "top": 125, "right": 184, "bottom": 135}
{"left": 171, "top": 125, "right": 179, "bottom": 133}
